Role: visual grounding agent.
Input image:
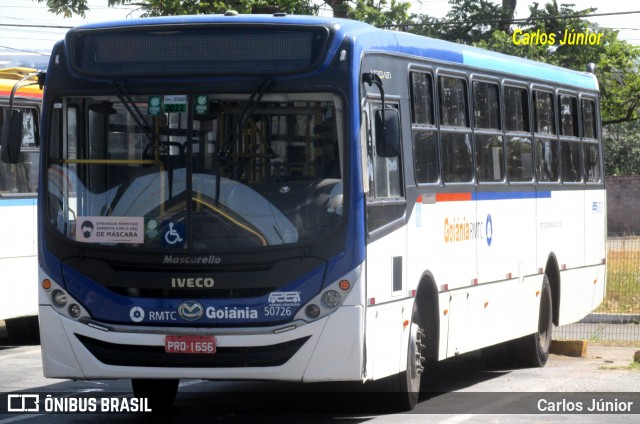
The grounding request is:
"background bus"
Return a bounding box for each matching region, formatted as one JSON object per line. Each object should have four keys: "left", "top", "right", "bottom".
{"left": 2, "top": 15, "right": 605, "bottom": 410}
{"left": 0, "top": 67, "right": 41, "bottom": 344}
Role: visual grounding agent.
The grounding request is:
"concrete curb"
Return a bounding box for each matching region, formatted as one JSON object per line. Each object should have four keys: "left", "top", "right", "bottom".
{"left": 550, "top": 340, "right": 588, "bottom": 357}
{"left": 580, "top": 313, "right": 640, "bottom": 324}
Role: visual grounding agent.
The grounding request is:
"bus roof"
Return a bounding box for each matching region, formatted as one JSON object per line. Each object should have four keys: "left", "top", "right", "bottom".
{"left": 68, "top": 14, "right": 598, "bottom": 91}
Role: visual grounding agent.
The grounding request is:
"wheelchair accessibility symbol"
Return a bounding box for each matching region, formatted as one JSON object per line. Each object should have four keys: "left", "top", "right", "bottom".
{"left": 163, "top": 221, "right": 185, "bottom": 247}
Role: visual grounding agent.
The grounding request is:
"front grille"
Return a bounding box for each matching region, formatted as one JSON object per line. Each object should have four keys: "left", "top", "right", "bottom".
{"left": 76, "top": 334, "right": 310, "bottom": 368}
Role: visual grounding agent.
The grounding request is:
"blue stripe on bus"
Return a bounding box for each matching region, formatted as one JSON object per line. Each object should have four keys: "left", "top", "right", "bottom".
{"left": 0, "top": 198, "right": 36, "bottom": 207}
{"left": 473, "top": 191, "right": 551, "bottom": 201}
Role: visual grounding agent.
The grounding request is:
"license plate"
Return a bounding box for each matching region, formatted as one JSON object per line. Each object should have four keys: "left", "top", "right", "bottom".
{"left": 165, "top": 335, "right": 216, "bottom": 354}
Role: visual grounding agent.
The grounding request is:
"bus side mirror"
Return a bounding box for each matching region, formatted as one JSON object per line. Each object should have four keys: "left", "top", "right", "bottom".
{"left": 1, "top": 109, "right": 24, "bottom": 164}
{"left": 374, "top": 108, "right": 401, "bottom": 157}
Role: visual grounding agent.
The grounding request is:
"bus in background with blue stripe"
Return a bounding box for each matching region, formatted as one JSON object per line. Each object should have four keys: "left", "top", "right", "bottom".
{"left": 1, "top": 14, "right": 605, "bottom": 410}
{"left": 0, "top": 67, "right": 41, "bottom": 344}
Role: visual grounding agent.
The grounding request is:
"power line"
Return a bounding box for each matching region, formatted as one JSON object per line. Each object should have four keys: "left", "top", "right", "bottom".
{"left": 0, "top": 23, "right": 74, "bottom": 29}
{"left": 0, "top": 45, "right": 50, "bottom": 56}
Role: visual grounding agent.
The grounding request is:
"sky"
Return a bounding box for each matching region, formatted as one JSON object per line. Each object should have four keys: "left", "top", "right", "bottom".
{"left": 1, "top": 0, "right": 640, "bottom": 59}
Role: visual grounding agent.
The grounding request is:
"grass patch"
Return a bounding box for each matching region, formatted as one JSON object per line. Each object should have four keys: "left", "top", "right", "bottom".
{"left": 589, "top": 340, "right": 640, "bottom": 348}
{"left": 595, "top": 249, "right": 640, "bottom": 314}
{"left": 599, "top": 362, "right": 640, "bottom": 371}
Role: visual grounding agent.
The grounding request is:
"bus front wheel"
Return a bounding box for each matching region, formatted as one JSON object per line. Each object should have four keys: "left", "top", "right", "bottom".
{"left": 131, "top": 378, "right": 179, "bottom": 411}
{"left": 374, "top": 303, "right": 425, "bottom": 411}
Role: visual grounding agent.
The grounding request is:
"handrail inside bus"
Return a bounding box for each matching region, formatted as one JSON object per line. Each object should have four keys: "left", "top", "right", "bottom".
{"left": 192, "top": 196, "right": 268, "bottom": 246}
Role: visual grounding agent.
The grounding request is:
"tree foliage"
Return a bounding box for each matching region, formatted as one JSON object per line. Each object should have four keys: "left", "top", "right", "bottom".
{"left": 36, "top": 0, "right": 411, "bottom": 25}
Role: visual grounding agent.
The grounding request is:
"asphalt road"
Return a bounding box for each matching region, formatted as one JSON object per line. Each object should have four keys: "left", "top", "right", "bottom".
{"left": 0, "top": 341, "right": 638, "bottom": 423}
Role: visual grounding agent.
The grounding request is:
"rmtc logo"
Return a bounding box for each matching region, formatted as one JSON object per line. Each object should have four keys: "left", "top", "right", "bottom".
{"left": 268, "top": 291, "right": 301, "bottom": 303}
{"left": 177, "top": 301, "right": 204, "bottom": 321}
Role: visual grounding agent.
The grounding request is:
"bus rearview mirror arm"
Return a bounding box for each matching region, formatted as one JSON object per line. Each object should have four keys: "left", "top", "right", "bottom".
{"left": 362, "top": 72, "right": 400, "bottom": 158}
{"left": 1, "top": 71, "right": 45, "bottom": 164}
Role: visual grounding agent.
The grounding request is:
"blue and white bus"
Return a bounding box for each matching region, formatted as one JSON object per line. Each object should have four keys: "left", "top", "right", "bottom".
{"left": 0, "top": 67, "right": 41, "bottom": 344}
{"left": 2, "top": 14, "right": 605, "bottom": 410}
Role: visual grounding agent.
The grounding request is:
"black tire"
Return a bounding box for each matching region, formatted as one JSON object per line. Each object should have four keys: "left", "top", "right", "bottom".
{"left": 5, "top": 316, "right": 40, "bottom": 345}
{"left": 131, "top": 378, "right": 179, "bottom": 412}
{"left": 513, "top": 276, "right": 553, "bottom": 367}
{"left": 372, "top": 303, "right": 425, "bottom": 411}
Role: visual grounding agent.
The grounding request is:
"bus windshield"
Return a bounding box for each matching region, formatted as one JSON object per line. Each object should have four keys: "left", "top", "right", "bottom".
{"left": 47, "top": 92, "right": 344, "bottom": 252}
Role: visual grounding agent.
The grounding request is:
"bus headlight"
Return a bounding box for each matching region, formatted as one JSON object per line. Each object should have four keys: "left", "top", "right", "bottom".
{"left": 68, "top": 304, "right": 82, "bottom": 319}
{"left": 43, "top": 276, "right": 91, "bottom": 322}
{"left": 52, "top": 289, "right": 68, "bottom": 308}
{"left": 322, "top": 290, "right": 341, "bottom": 308}
{"left": 295, "top": 272, "right": 356, "bottom": 323}
{"left": 305, "top": 304, "right": 321, "bottom": 319}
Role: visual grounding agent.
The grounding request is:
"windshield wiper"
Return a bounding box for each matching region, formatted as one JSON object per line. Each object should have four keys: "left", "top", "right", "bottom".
{"left": 224, "top": 77, "right": 273, "bottom": 158}
{"left": 112, "top": 82, "right": 163, "bottom": 147}
{"left": 112, "top": 82, "right": 181, "bottom": 198}
{"left": 214, "top": 78, "right": 273, "bottom": 204}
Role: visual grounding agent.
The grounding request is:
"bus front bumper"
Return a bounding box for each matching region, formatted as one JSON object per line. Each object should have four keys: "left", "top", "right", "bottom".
{"left": 39, "top": 304, "right": 364, "bottom": 382}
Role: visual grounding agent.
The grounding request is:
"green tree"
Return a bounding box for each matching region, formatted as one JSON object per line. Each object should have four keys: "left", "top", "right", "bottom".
{"left": 466, "top": 1, "right": 640, "bottom": 127}
{"left": 36, "top": 0, "right": 411, "bottom": 25}
{"left": 603, "top": 122, "right": 640, "bottom": 176}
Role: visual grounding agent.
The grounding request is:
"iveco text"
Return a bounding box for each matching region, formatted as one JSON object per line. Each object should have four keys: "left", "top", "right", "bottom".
{"left": 171, "top": 278, "right": 215, "bottom": 288}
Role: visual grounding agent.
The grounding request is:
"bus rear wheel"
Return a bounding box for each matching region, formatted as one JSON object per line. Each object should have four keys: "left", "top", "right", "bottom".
{"left": 513, "top": 276, "right": 553, "bottom": 367}
{"left": 131, "top": 378, "right": 179, "bottom": 411}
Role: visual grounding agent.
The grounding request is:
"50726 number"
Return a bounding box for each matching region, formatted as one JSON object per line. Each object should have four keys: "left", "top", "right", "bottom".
{"left": 264, "top": 306, "right": 292, "bottom": 317}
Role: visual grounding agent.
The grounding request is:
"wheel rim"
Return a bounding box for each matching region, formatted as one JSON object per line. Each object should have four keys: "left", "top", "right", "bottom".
{"left": 408, "top": 321, "right": 425, "bottom": 390}
{"left": 538, "top": 286, "right": 552, "bottom": 352}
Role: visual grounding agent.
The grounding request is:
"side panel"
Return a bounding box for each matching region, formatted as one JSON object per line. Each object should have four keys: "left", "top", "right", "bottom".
{"left": 537, "top": 190, "right": 586, "bottom": 271}
{"left": 365, "top": 229, "right": 412, "bottom": 379}
{"left": 537, "top": 188, "right": 605, "bottom": 325}
{"left": 0, "top": 199, "right": 38, "bottom": 320}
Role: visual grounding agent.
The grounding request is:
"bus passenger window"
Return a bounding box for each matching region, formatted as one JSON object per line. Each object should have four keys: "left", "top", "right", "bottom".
{"left": 559, "top": 95, "right": 578, "bottom": 137}
{"left": 536, "top": 139, "right": 559, "bottom": 182}
{"left": 473, "top": 82, "right": 500, "bottom": 130}
{"left": 582, "top": 99, "right": 597, "bottom": 140}
{"left": 504, "top": 87, "right": 529, "bottom": 132}
{"left": 442, "top": 133, "right": 472, "bottom": 183}
{"left": 559, "top": 95, "right": 581, "bottom": 182}
{"left": 534, "top": 90, "right": 559, "bottom": 182}
{"left": 507, "top": 137, "right": 533, "bottom": 182}
{"left": 561, "top": 140, "right": 581, "bottom": 182}
{"left": 534, "top": 91, "right": 555, "bottom": 135}
{"left": 582, "top": 99, "right": 600, "bottom": 183}
{"left": 439, "top": 76, "right": 471, "bottom": 183}
{"left": 413, "top": 130, "right": 438, "bottom": 183}
{"left": 476, "top": 135, "right": 503, "bottom": 182}
{"left": 584, "top": 143, "right": 601, "bottom": 182}
{"left": 410, "top": 72, "right": 434, "bottom": 125}
{"left": 504, "top": 86, "right": 532, "bottom": 182}
{"left": 473, "top": 81, "right": 504, "bottom": 182}
{"left": 410, "top": 71, "right": 438, "bottom": 184}
{"left": 439, "top": 77, "right": 468, "bottom": 127}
